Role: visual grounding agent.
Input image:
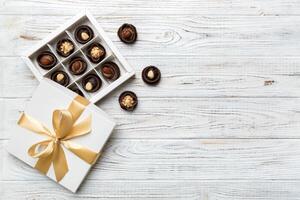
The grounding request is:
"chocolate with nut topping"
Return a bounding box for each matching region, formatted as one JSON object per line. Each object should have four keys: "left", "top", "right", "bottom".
{"left": 119, "top": 91, "right": 138, "bottom": 111}
{"left": 82, "top": 74, "right": 102, "bottom": 93}
{"left": 101, "top": 62, "right": 120, "bottom": 81}
{"left": 87, "top": 43, "right": 106, "bottom": 63}
{"left": 69, "top": 57, "right": 87, "bottom": 75}
{"left": 75, "top": 25, "right": 94, "bottom": 44}
{"left": 118, "top": 23, "right": 137, "bottom": 44}
{"left": 56, "top": 39, "right": 75, "bottom": 57}
{"left": 37, "top": 51, "right": 57, "bottom": 70}
{"left": 51, "top": 71, "right": 70, "bottom": 87}
{"left": 142, "top": 66, "right": 161, "bottom": 85}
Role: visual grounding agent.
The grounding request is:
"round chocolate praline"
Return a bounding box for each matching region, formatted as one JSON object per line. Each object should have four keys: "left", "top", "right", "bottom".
{"left": 101, "top": 62, "right": 120, "bottom": 81}
{"left": 71, "top": 87, "right": 84, "bottom": 97}
{"left": 118, "top": 23, "right": 137, "bottom": 44}
{"left": 56, "top": 39, "right": 75, "bottom": 57}
{"left": 75, "top": 25, "right": 94, "bottom": 44}
{"left": 86, "top": 43, "right": 106, "bottom": 63}
{"left": 119, "top": 91, "right": 138, "bottom": 111}
{"left": 69, "top": 57, "right": 87, "bottom": 75}
{"left": 51, "top": 70, "right": 70, "bottom": 87}
{"left": 82, "top": 74, "right": 102, "bottom": 93}
{"left": 142, "top": 66, "right": 161, "bottom": 85}
{"left": 37, "top": 51, "right": 57, "bottom": 70}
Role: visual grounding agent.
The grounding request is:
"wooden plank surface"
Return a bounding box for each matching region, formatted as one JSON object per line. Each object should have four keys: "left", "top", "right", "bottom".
{"left": 1, "top": 0, "right": 300, "bottom": 199}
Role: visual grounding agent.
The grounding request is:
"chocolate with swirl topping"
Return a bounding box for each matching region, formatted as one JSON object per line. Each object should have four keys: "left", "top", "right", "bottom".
{"left": 118, "top": 23, "right": 137, "bottom": 44}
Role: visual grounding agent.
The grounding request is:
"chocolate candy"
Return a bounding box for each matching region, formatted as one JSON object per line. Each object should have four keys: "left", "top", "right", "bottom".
{"left": 82, "top": 74, "right": 101, "bottom": 92}
{"left": 56, "top": 39, "right": 75, "bottom": 57}
{"left": 75, "top": 25, "right": 94, "bottom": 44}
{"left": 142, "top": 66, "right": 161, "bottom": 85}
{"left": 118, "top": 23, "right": 137, "bottom": 44}
{"left": 51, "top": 71, "right": 70, "bottom": 87}
{"left": 87, "top": 43, "right": 106, "bottom": 63}
{"left": 37, "top": 51, "right": 57, "bottom": 70}
{"left": 71, "top": 87, "right": 84, "bottom": 97}
{"left": 69, "top": 57, "right": 87, "bottom": 75}
{"left": 119, "top": 91, "right": 138, "bottom": 111}
{"left": 101, "top": 62, "right": 120, "bottom": 81}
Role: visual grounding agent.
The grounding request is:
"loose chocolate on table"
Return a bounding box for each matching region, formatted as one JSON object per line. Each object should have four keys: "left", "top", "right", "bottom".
{"left": 118, "top": 23, "right": 137, "bottom": 44}
{"left": 51, "top": 70, "right": 70, "bottom": 87}
{"left": 56, "top": 39, "right": 75, "bottom": 57}
{"left": 75, "top": 25, "right": 94, "bottom": 44}
{"left": 101, "top": 62, "right": 120, "bottom": 81}
{"left": 37, "top": 51, "right": 57, "bottom": 70}
{"left": 142, "top": 66, "right": 161, "bottom": 85}
{"left": 69, "top": 57, "right": 87, "bottom": 75}
{"left": 119, "top": 91, "right": 138, "bottom": 111}
{"left": 82, "top": 74, "right": 102, "bottom": 93}
{"left": 86, "top": 43, "right": 106, "bottom": 63}
{"left": 71, "top": 87, "right": 84, "bottom": 97}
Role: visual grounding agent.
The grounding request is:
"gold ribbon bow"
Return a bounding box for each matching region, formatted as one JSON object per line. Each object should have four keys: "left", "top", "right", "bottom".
{"left": 17, "top": 95, "right": 99, "bottom": 182}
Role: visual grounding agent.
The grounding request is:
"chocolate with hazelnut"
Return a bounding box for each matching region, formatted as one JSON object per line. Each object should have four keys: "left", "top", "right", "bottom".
{"left": 118, "top": 23, "right": 137, "bottom": 44}
{"left": 56, "top": 39, "right": 75, "bottom": 57}
{"left": 37, "top": 51, "right": 57, "bottom": 70}
{"left": 101, "top": 62, "right": 120, "bottom": 81}
{"left": 75, "top": 25, "right": 94, "bottom": 44}
{"left": 142, "top": 66, "right": 161, "bottom": 85}
{"left": 82, "top": 74, "right": 102, "bottom": 93}
{"left": 86, "top": 43, "right": 106, "bottom": 63}
{"left": 69, "top": 57, "right": 87, "bottom": 75}
{"left": 51, "top": 70, "right": 70, "bottom": 87}
{"left": 119, "top": 91, "right": 138, "bottom": 111}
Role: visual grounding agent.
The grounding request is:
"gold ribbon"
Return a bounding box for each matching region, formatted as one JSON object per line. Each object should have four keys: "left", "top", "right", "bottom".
{"left": 17, "top": 95, "right": 99, "bottom": 182}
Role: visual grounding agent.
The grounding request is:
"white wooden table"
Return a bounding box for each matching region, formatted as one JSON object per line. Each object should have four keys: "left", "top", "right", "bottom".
{"left": 1, "top": 1, "right": 300, "bottom": 199}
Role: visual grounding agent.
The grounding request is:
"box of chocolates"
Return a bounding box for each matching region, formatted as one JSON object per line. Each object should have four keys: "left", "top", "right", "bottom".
{"left": 22, "top": 10, "right": 135, "bottom": 103}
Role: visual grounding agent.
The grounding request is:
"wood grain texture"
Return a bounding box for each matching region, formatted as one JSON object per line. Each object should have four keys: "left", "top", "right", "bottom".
{"left": 0, "top": 0, "right": 300, "bottom": 16}
{"left": 2, "top": 97, "right": 300, "bottom": 139}
{"left": 3, "top": 139, "right": 300, "bottom": 181}
{"left": 1, "top": 15, "right": 300, "bottom": 57}
{"left": 2, "top": 56, "right": 300, "bottom": 98}
{"left": 2, "top": 180, "right": 300, "bottom": 200}
{"left": 1, "top": 0, "right": 300, "bottom": 198}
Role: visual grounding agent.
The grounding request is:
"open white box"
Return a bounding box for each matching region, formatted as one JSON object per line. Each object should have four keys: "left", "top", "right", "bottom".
{"left": 22, "top": 10, "right": 135, "bottom": 103}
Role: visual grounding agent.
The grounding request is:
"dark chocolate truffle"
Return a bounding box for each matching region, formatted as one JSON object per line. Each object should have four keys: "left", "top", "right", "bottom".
{"left": 56, "top": 39, "right": 75, "bottom": 57}
{"left": 119, "top": 91, "right": 138, "bottom": 111}
{"left": 101, "top": 62, "right": 120, "bottom": 81}
{"left": 82, "top": 74, "right": 101, "bottom": 93}
{"left": 51, "top": 70, "right": 70, "bottom": 87}
{"left": 118, "top": 23, "right": 137, "bottom": 44}
{"left": 37, "top": 51, "right": 57, "bottom": 70}
{"left": 142, "top": 66, "right": 161, "bottom": 85}
{"left": 86, "top": 43, "right": 106, "bottom": 63}
{"left": 69, "top": 57, "right": 87, "bottom": 75}
{"left": 75, "top": 25, "right": 94, "bottom": 44}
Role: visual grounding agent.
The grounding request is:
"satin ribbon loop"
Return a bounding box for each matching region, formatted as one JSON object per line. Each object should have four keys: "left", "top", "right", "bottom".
{"left": 17, "top": 95, "right": 99, "bottom": 182}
